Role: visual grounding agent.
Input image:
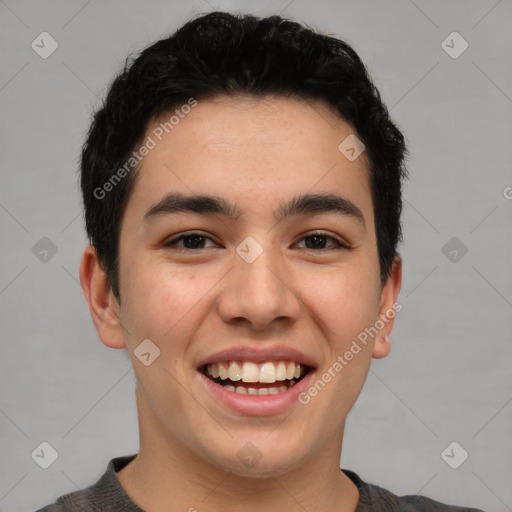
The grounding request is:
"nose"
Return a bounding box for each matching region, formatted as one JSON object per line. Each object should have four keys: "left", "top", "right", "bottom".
{"left": 216, "top": 243, "right": 302, "bottom": 332}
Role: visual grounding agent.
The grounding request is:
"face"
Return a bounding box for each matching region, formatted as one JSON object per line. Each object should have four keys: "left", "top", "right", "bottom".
{"left": 90, "top": 95, "right": 401, "bottom": 476}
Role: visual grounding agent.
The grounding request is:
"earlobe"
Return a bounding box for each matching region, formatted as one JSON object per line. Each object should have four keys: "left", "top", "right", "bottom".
{"left": 372, "top": 334, "right": 391, "bottom": 359}
{"left": 371, "top": 254, "right": 402, "bottom": 360}
{"left": 79, "top": 246, "right": 126, "bottom": 349}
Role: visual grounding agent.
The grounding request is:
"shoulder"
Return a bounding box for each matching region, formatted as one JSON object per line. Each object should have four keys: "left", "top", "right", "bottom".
{"left": 395, "top": 493, "right": 486, "bottom": 512}
{"left": 399, "top": 496, "right": 485, "bottom": 512}
{"left": 33, "top": 455, "right": 139, "bottom": 512}
{"left": 342, "top": 468, "right": 486, "bottom": 512}
{"left": 33, "top": 487, "right": 103, "bottom": 512}
{"left": 33, "top": 475, "right": 108, "bottom": 511}
{"left": 34, "top": 494, "right": 92, "bottom": 511}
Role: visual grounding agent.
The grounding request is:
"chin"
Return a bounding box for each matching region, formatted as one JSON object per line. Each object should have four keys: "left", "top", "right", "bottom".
{"left": 200, "top": 437, "right": 309, "bottom": 479}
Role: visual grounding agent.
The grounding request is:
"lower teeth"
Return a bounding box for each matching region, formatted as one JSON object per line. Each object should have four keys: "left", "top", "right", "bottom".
{"left": 214, "top": 379, "right": 297, "bottom": 395}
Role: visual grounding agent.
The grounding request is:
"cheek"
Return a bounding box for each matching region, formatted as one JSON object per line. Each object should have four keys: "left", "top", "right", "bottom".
{"left": 299, "top": 264, "right": 380, "bottom": 348}
{"left": 120, "top": 258, "right": 215, "bottom": 349}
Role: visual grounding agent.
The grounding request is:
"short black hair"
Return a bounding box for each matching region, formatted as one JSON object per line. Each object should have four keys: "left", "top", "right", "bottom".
{"left": 81, "top": 11, "right": 408, "bottom": 302}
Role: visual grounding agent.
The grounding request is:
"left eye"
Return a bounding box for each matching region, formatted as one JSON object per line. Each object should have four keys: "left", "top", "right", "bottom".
{"left": 295, "top": 233, "right": 349, "bottom": 250}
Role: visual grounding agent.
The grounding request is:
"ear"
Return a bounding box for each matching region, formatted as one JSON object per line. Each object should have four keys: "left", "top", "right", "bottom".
{"left": 372, "top": 253, "right": 402, "bottom": 359}
{"left": 79, "top": 245, "right": 126, "bottom": 349}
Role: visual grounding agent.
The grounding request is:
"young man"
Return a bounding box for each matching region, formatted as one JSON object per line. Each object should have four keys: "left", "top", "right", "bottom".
{"left": 36, "top": 11, "right": 484, "bottom": 512}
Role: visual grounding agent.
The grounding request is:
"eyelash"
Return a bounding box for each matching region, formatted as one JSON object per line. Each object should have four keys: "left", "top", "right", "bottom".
{"left": 162, "top": 231, "right": 350, "bottom": 252}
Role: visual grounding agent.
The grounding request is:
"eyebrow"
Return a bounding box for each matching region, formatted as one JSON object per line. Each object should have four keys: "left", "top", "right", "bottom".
{"left": 143, "top": 192, "right": 366, "bottom": 229}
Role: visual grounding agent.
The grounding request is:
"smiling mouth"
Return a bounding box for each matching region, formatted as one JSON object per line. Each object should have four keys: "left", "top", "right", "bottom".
{"left": 200, "top": 360, "right": 311, "bottom": 396}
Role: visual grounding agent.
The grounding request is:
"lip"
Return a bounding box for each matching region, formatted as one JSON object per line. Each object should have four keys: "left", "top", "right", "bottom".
{"left": 197, "top": 367, "right": 315, "bottom": 416}
{"left": 196, "top": 346, "right": 317, "bottom": 368}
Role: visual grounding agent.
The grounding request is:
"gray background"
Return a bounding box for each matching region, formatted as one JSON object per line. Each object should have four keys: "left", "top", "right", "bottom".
{"left": 1, "top": 1, "right": 511, "bottom": 511}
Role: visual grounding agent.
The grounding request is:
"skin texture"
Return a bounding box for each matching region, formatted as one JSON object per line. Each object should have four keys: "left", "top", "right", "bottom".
{"left": 80, "top": 95, "right": 402, "bottom": 512}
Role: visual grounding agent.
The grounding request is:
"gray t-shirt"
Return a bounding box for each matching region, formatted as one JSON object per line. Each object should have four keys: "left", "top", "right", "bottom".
{"left": 35, "top": 454, "right": 485, "bottom": 511}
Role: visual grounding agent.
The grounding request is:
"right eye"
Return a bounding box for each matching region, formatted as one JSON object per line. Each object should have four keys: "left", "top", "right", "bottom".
{"left": 162, "top": 232, "right": 219, "bottom": 251}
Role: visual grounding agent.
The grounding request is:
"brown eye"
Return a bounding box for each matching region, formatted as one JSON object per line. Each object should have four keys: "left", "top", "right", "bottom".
{"left": 163, "top": 233, "right": 217, "bottom": 250}
{"left": 295, "top": 232, "right": 350, "bottom": 250}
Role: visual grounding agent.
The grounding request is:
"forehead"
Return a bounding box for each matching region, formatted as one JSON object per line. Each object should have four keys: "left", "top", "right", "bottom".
{"left": 123, "top": 95, "right": 373, "bottom": 229}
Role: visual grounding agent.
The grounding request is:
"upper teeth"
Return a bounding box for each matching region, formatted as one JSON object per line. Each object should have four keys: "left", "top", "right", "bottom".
{"left": 205, "top": 361, "right": 304, "bottom": 383}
